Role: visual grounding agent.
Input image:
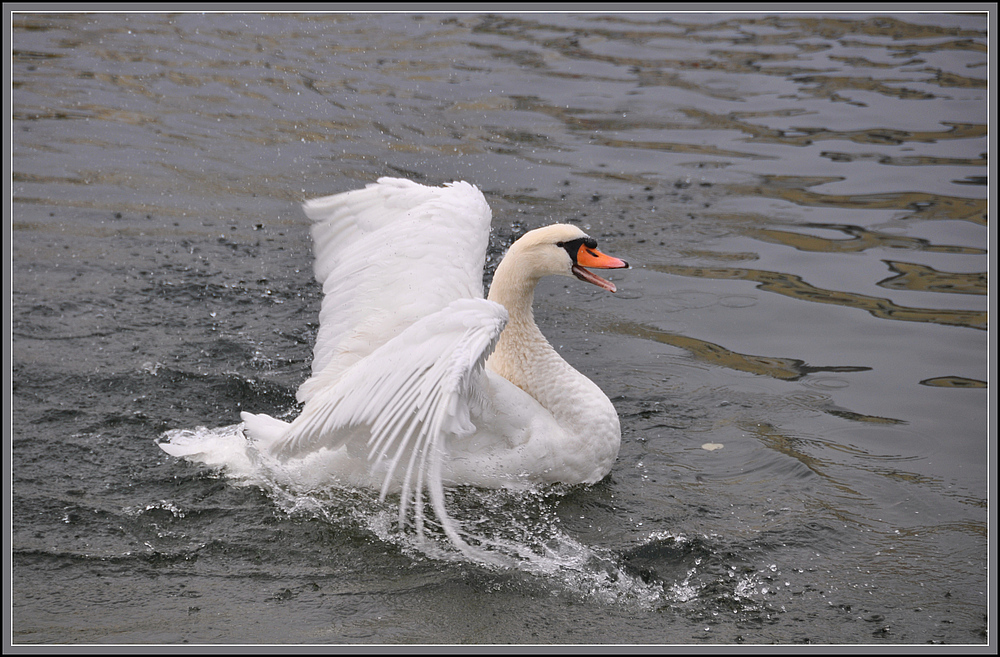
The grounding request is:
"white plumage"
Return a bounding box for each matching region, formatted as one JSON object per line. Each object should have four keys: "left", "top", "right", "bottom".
{"left": 159, "top": 177, "right": 629, "bottom": 559}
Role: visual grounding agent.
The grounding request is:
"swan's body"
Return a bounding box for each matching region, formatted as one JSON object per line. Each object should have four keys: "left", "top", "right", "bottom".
{"left": 159, "top": 177, "right": 628, "bottom": 557}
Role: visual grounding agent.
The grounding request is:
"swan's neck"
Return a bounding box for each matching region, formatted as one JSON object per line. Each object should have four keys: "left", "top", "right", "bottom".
{"left": 485, "top": 255, "right": 609, "bottom": 434}
{"left": 484, "top": 250, "right": 621, "bottom": 483}
{"left": 485, "top": 254, "right": 550, "bottom": 389}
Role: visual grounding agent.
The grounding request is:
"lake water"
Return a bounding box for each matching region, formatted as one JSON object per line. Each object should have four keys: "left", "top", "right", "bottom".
{"left": 11, "top": 10, "right": 992, "bottom": 646}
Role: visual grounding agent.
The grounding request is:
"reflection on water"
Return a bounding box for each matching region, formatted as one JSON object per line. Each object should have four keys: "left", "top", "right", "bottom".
{"left": 650, "top": 262, "right": 987, "bottom": 331}
{"left": 681, "top": 108, "right": 987, "bottom": 148}
{"left": 724, "top": 174, "right": 987, "bottom": 224}
{"left": 877, "top": 260, "right": 987, "bottom": 295}
{"left": 610, "top": 320, "right": 871, "bottom": 382}
{"left": 821, "top": 149, "right": 987, "bottom": 169}
{"left": 744, "top": 222, "right": 986, "bottom": 255}
{"left": 919, "top": 375, "right": 987, "bottom": 389}
{"left": 12, "top": 10, "right": 989, "bottom": 645}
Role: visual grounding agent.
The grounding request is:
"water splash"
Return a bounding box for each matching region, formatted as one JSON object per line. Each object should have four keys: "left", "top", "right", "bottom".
{"left": 157, "top": 424, "right": 670, "bottom": 609}
{"left": 157, "top": 425, "right": 783, "bottom": 617}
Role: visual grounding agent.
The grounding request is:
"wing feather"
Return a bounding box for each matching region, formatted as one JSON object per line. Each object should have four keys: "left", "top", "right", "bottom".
{"left": 269, "top": 298, "right": 508, "bottom": 556}
{"left": 298, "top": 177, "right": 492, "bottom": 403}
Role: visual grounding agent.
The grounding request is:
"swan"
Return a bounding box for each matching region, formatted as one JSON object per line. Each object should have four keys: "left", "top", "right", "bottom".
{"left": 158, "top": 177, "right": 629, "bottom": 559}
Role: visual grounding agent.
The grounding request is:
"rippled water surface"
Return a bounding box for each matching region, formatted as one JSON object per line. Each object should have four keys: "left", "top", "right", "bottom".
{"left": 11, "top": 11, "right": 992, "bottom": 645}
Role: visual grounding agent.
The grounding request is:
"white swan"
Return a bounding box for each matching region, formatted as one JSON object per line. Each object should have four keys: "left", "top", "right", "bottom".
{"left": 159, "top": 177, "right": 629, "bottom": 558}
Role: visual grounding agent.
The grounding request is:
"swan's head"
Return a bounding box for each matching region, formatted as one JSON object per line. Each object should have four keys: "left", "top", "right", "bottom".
{"left": 504, "top": 224, "right": 629, "bottom": 293}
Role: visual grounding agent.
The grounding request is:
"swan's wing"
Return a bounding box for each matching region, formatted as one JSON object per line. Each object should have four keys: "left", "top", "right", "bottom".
{"left": 298, "top": 177, "right": 492, "bottom": 403}
{"left": 270, "top": 298, "right": 508, "bottom": 556}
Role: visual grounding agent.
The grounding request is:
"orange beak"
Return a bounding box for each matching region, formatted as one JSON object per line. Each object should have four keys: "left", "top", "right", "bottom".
{"left": 572, "top": 243, "right": 629, "bottom": 293}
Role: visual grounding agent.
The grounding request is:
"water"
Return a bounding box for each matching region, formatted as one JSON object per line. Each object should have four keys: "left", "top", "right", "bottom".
{"left": 11, "top": 11, "right": 991, "bottom": 645}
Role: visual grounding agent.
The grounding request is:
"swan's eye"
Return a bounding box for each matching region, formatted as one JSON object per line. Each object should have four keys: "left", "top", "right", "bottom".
{"left": 558, "top": 236, "right": 598, "bottom": 262}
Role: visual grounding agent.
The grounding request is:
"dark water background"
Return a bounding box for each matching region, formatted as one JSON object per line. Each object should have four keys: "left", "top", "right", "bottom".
{"left": 10, "top": 11, "right": 993, "bottom": 645}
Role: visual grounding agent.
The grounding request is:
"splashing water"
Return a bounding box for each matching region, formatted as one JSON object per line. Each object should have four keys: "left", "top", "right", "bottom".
{"left": 157, "top": 424, "right": 675, "bottom": 610}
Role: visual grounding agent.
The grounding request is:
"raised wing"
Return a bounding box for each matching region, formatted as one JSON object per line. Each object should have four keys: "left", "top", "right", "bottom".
{"left": 298, "top": 178, "right": 492, "bottom": 403}
{"left": 270, "top": 297, "right": 508, "bottom": 558}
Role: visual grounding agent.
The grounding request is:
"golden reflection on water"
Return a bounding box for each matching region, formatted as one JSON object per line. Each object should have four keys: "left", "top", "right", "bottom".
{"left": 650, "top": 263, "right": 987, "bottom": 331}
{"left": 679, "top": 249, "right": 759, "bottom": 262}
{"left": 725, "top": 174, "right": 987, "bottom": 225}
{"left": 681, "top": 109, "right": 985, "bottom": 148}
{"left": 877, "top": 261, "right": 987, "bottom": 296}
{"left": 475, "top": 14, "right": 985, "bottom": 81}
{"left": 589, "top": 133, "right": 768, "bottom": 160}
{"left": 471, "top": 14, "right": 989, "bottom": 161}
{"left": 609, "top": 320, "right": 870, "bottom": 382}
{"left": 820, "top": 150, "right": 987, "bottom": 168}
{"left": 821, "top": 408, "right": 905, "bottom": 425}
{"left": 742, "top": 222, "right": 986, "bottom": 256}
{"left": 919, "top": 376, "right": 987, "bottom": 389}
{"left": 511, "top": 96, "right": 986, "bottom": 161}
